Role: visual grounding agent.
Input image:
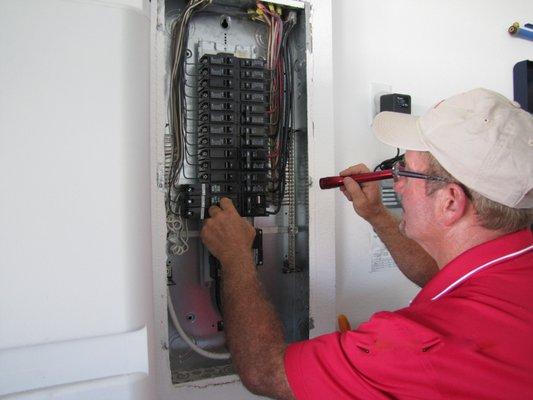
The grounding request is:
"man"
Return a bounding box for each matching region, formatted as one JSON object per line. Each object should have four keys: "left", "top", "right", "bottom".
{"left": 200, "top": 88, "right": 533, "bottom": 399}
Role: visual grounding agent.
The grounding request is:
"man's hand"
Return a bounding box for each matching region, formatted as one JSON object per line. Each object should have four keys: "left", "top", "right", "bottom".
{"left": 200, "top": 197, "right": 256, "bottom": 265}
{"left": 340, "top": 163, "right": 388, "bottom": 224}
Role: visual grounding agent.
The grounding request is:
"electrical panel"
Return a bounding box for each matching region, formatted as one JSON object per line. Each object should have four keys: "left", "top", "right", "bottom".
{"left": 155, "top": 0, "right": 310, "bottom": 385}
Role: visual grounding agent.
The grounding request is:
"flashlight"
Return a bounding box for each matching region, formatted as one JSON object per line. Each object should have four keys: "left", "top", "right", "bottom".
{"left": 319, "top": 169, "right": 393, "bottom": 190}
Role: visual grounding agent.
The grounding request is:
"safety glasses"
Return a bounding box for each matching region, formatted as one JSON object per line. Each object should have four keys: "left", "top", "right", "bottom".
{"left": 392, "top": 160, "right": 448, "bottom": 183}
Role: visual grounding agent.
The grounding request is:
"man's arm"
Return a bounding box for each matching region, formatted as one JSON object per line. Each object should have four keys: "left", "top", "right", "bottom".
{"left": 201, "top": 198, "right": 295, "bottom": 400}
{"left": 340, "top": 164, "right": 438, "bottom": 287}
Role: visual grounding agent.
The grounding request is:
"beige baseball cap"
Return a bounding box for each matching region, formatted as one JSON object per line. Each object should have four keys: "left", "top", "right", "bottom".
{"left": 372, "top": 88, "right": 533, "bottom": 209}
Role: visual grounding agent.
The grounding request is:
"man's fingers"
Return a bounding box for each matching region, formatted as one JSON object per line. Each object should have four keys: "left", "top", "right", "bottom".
{"left": 339, "top": 186, "right": 352, "bottom": 201}
{"left": 219, "top": 197, "right": 238, "bottom": 213}
{"left": 339, "top": 163, "right": 371, "bottom": 177}
{"left": 343, "top": 177, "right": 367, "bottom": 207}
{"left": 208, "top": 198, "right": 238, "bottom": 218}
{"left": 208, "top": 205, "right": 222, "bottom": 217}
{"left": 343, "top": 176, "right": 361, "bottom": 194}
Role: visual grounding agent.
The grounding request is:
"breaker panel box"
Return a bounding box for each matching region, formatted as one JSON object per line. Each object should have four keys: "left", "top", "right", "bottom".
{"left": 185, "top": 54, "right": 270, "bottom": 218}
{"left": 153, "top": 0, "right": 310, "bottom": 386}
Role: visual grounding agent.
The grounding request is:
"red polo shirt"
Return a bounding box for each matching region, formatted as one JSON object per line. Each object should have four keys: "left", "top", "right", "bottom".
{"left": 285, "top": 229, "right": 533, "bottom": 399}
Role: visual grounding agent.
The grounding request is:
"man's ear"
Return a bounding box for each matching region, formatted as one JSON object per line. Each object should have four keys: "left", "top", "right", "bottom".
{"left": 438, "top": 183, "right": 469, "bottom": 226}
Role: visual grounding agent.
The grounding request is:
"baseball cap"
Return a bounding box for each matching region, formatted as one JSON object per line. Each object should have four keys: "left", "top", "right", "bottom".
{"left": 372, "top": 88, "right": 533, "bottom": 209}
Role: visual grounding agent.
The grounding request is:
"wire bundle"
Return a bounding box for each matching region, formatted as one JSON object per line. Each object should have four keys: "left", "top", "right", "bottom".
{"left": 166, "top": 0, "right": 212, "bottom": 255}
{"left": 254, "top": 2, "right": 284, "bottom": 133}
{"left": 251, "top": 3, "right": 297, "bottom": 214}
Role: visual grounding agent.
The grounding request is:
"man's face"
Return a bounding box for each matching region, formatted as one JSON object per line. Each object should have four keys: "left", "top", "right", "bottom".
{"left": 394, "top": 151, "right": 437, "bottom": 243}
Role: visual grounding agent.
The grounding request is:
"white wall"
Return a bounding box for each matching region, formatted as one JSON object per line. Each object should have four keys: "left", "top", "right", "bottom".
{"left": 0, "top": 0, "right": 155, "bottom": 398}
{"left": 332, "top": 0, "right": 532, "bottom": 326}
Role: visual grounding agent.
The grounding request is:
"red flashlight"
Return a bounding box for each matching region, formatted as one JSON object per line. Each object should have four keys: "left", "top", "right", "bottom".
{"left": 319, "top": 169, "right": 393, "bottom": 190}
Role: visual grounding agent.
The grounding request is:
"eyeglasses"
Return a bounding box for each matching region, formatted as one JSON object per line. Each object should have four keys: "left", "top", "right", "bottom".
{"left": 392, "top": 160, "right": 448, "bottom": 183}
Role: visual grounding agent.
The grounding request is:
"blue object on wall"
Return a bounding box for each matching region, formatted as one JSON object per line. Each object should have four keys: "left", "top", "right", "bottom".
{"left": 508, "top": 22, "right": 533, "bottom": 41}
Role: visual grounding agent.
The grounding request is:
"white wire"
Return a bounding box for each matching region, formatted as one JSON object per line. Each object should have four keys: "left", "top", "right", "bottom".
{"left": 166, "top": 0, "right": 212, "bottom": 257}
{"left": 168, "top": 220, "right": 188, "bottom": 255}
{"left": 167, "top": 193, "right": 190, "bottom": 255}
{"left": 167, "top": 287, "right": 231, "bottom": 360}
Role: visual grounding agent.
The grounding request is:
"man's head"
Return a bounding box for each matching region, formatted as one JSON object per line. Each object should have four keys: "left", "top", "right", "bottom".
{"left": 372, "top": 88, "right": 532, "bottom": 241}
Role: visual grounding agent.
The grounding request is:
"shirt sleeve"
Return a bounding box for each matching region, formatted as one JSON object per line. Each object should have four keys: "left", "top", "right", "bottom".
{"left": 284, "top": 311, "right": 443, "bottom": 400}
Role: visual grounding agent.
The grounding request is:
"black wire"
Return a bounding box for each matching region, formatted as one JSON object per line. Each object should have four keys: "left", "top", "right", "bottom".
{"left": 214, "top": 270, "right": 223, "bottom": 315}
{"left": 183, "top": 150, "right": 199, "bottom": 165}
{"left": 181, "top": 167, "right": 197, "bottom": 180}
{"left": 209, "top": 256, "right": 223, "bottom": 316}
{"left": 374, "top": 148, "right": 404, "bottom": 171}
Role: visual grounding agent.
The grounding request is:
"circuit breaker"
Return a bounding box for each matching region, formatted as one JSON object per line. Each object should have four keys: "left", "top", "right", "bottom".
{"left": 180, "top": 54, "right": 270, "bottom": 219}
{"left": 153, "top": 0, "right": 311, "bottom": 385}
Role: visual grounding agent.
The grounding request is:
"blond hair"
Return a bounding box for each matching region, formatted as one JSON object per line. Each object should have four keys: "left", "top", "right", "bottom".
{"left": 423, "top": 152, "right": 532, "bottom": 233}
